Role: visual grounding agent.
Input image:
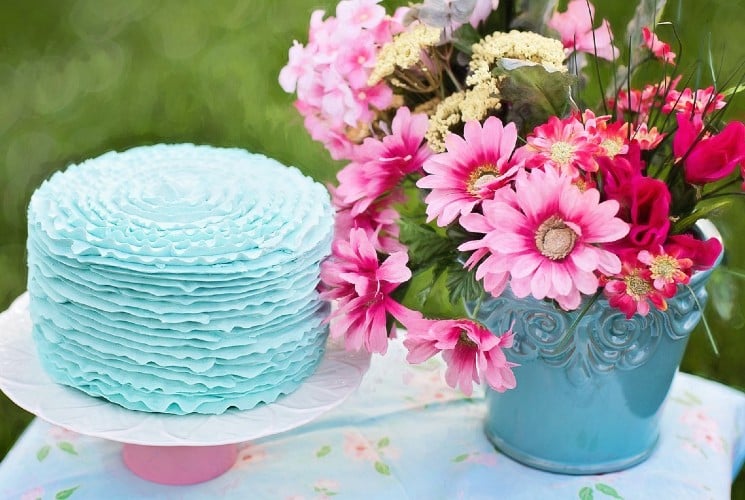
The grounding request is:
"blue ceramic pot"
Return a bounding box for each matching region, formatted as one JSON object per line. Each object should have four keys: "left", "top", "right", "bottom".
{"left": 472, "top": 221, "right": 721, "bottom": 474}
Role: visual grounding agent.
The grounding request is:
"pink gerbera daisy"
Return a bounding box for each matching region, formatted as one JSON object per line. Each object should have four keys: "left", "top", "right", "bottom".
{"left": 330, "top": 185, "right": 405, "bottom": 253}
{"left": 336, "top": 106, "right": 432, "bottom": 215}
{"left": 514, "top": 115, "right": 601, "bottom": 178}
{"left": 459, "top": 167, "right": 629, "bottom": 310}
{"left": 321, "top": 228, "right": 414, "bottom": 354}
{"left": 417, "top": 117, "right": 520, "bottom": 227}
{"left": 403, "top": 316, "right": 518, "bottom": 396}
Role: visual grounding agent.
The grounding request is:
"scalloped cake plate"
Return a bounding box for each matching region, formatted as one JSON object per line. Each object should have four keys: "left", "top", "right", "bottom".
{"left": 0, "top": 293, "right": 370, "bottom": 446}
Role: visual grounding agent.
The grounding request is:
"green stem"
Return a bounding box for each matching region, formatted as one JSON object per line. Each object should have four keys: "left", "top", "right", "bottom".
{"left": 684, "top": 284, "right": 719, "bottom": 356}
{"left": 564, "top": 290, "right": 602, "bottom": 338}
{"left": 443, "top": 63, "right": 463, "bottom": 93}
{"left": 699, "top": 191, "right": 745, "bottom": 202}
{"left": 467, "top": 292, "right": 485, "bottom": 321}
{"left": 719, "top": 267, "right": 745, "bottom": 280}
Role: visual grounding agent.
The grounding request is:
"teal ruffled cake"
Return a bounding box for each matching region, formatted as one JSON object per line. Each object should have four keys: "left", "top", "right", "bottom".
{"left": 26, "top": 144, "right": 334, "bottom": 415}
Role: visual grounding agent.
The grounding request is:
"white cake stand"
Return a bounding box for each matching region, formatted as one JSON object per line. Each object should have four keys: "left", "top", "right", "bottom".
{"left": 0, "top": 293, "right": 370, "bottom": 485}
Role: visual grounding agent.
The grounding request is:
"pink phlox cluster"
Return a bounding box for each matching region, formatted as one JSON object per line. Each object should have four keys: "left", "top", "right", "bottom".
{"left": 279, "top": 0, "right": 407, "bottom": 160}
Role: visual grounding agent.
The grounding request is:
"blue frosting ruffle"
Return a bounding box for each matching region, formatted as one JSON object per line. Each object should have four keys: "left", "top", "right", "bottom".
{"left": 27, "top": 144, "right": 334, "bottom": 415}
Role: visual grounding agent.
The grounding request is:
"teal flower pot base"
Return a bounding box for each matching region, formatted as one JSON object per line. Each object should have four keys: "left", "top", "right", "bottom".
{"left": 484, "top": 418, "right": 658, "bottom": 475}
{"left": 474, "top": 221, "right": 721, "bottom": 475}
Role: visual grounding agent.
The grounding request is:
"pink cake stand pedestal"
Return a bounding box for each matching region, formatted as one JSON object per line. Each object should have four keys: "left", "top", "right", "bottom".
{"left": 122, "top": 443, "right": 239, "bottom": 485}
{"left": 0, "top": 293, "right": 371, "bottom": 485}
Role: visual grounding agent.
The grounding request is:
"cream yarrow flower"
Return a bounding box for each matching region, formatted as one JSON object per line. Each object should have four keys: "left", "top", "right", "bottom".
{"left": 468, "top": 30, "right": 567, "bottom": 87}
{"left": 461, "top": 81, "right": 502, "bottom": 122}
{"left": 425, "top": 92, "right": 466, "bottom": 152}
{"left": 368, "top": 24, "right": 443, "bottom": 86}
{"left": 425, "top": 83, "right": 502, "bottom": 152}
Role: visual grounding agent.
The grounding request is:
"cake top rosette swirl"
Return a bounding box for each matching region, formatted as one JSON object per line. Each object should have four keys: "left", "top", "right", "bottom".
{"left": 28, "top": 144, "right": 334, "bottom": 268}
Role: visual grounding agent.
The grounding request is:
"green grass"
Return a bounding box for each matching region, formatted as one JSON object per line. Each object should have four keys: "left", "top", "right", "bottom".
{"left": 0, "top": 1, "right": 743, "bottom": 495}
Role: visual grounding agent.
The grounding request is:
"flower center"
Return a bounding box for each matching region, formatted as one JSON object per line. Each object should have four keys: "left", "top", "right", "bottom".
{"left": 624, "top": 274, "right": 652, "bottom": 299}
{"left": 649, "top": 255, "right": 680, "bottom": 280}
{"left": 466, "top": 163, "right": 500, "bottom": 196}
{"left": 534, "top": 215, "right": 577, "bottom": 260}
{"left": 601, "top": 138, "right": 623, "bottom": 157}
{"left": 549, "top": 141, "right": 575, "bottom": 166}
{"left": 458, "top": 330, "right": 477, "bottom": 348}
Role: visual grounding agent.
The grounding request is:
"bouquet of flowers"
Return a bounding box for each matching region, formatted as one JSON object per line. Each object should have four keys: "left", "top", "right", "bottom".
{"left": 280, "top": 0, "right": 744, "bottom": 396}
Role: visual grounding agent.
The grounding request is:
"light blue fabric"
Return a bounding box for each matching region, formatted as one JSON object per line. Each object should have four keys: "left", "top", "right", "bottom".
{"left": 1, "top": 338, "right": 743, "bottom": 499}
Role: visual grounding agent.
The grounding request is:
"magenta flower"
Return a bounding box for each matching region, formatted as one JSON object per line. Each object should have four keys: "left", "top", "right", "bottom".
{"left": 514, "top": 115, "right": 601, "bottom": 179}
{"left": 548, "top": 0, "right": 617, "bottom": 61}
{"left": 638, "top": 246, "right": 692, "bottom": 296}
{"left": 336, "top": 107, "right": 432, "bottom": 215}
{"left": 628, "top": 122, "right": 665, "bottom": 150}
{"left": 582, "top": 110, "right": 628, "bottom": 158}
{"left": 664, "top": 86, "right": 726, "bottom": 116}
{"left": 321, "top": 228, "right": 414, "bottom": 354}
{"left": 641, "top": 27, "right": 676, "bottom": 64}
{"left": 460, "top": 167, "right": 628, "bottom": 310}
{"left": 417, "top": 117, "right": 520, "bottom": 226}
{"left": 603, "top": 256, "right": 668, "bottom": 319}
{"left": 673, "top": 113, "right": 745, "bottom": 184}
{"left": 403, "top": 316, "right": 517, "bottom": 396}
{"left": 665, "top": 233, "right": 722, "bottom": 272}
{"left": 605, "top": 175, "right": 672, "bottom": 251}
{"left": 330, "top": 186, "right": 405, "bottom": 254}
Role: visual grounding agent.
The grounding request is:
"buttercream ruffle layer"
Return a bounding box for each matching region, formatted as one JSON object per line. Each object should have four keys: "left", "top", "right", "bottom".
{"left": 27, "top": 144, "right": 334, "bottom": 415}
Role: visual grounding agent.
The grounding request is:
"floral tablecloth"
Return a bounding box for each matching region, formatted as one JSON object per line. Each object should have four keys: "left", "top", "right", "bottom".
{"left": 1, "top": 338, "right": 743, "bottom": 500}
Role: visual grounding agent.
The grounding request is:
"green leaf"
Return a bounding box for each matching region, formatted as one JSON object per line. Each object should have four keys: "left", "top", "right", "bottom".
{"left": 37, "top": 445, "right": 51, "bottom": 462}
{"left": 374, "top": 461, "right": 391, "bottom": 476}
{"left": 57, "top": 441, "right": 78, "bottom": 455}
{"left": 595, "top": 483, "right": 623, "bottom": 499}
{"left": 579, "top": 486, "right": 594, "bottom": 500}
{"left": 316, "top": 445, "right": 331, "bottom": 458}
{"left": 672, "top": 198, "right": 738, "bottom": 234}
{"left": 452, "top": 453, "right": 469, "bottom": 462}
{"left": 377, "top": 437, "right": 390, "bottom": 449}
{"left": 446, "top": 263, "right": 483, "bottom": 306}
{"left": 55, "top": 486, "right": 80, "bottom": 500}
{"left": 398, "top": 217, "right": 454, "bottom": 269}
{"left": 451, "top": 24, "right": 481, "bottom": 55}
{"left": 498, "top": 64, "right": 575, "bottom": 136}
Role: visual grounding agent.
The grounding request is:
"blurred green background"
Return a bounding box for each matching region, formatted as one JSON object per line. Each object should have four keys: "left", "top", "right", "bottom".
{"left": 0, "top": 0, "right": 743, "bottom": 495}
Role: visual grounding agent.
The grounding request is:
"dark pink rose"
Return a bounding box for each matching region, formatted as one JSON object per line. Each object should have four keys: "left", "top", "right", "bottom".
{"left": 599, "top": 142, "right": 644, "bottom": 197}
{"left": 607, "top": 176, "right": 671, "bottom": 250}
{"left": 674, "top": 114, "right": 745, "bottom": 184}
{"left": 665, "top": 233, "right": 722, "bottom": 271}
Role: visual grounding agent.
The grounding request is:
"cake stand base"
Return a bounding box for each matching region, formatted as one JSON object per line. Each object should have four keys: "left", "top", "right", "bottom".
{"left": 122, "top": 443, "right": 239, "bottom": 485}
